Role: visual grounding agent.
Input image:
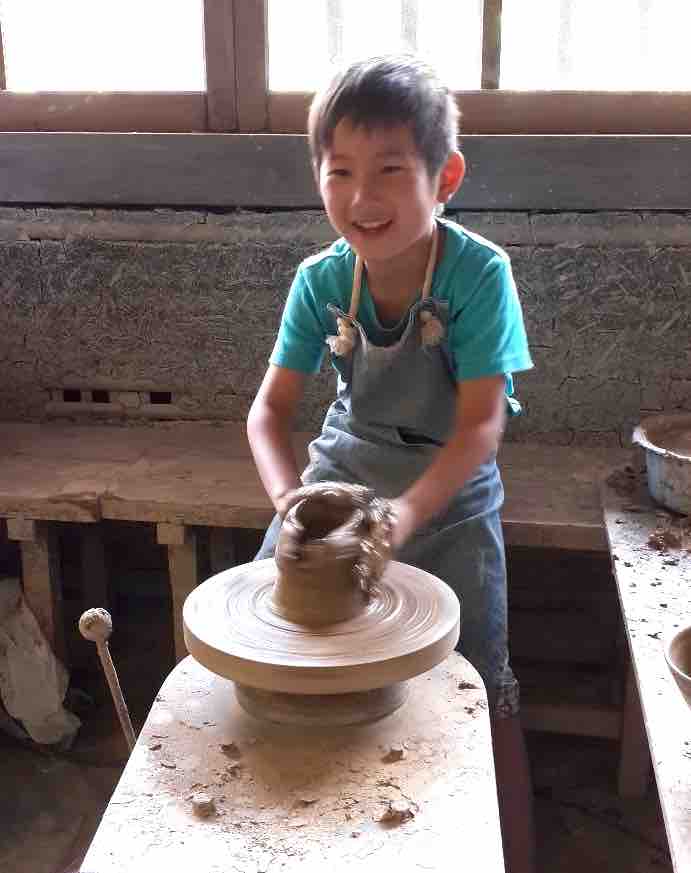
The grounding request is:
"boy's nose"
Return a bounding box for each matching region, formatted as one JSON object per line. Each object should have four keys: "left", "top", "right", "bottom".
{"left": 351, "top": 178, "right": 377, "bottom": 209}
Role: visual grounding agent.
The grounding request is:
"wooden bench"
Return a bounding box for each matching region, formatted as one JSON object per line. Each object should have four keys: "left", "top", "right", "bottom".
{"left": 0, "top": 421, "right": 640, "bottom": 784}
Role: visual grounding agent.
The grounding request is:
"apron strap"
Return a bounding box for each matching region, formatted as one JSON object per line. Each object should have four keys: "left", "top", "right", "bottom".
{"left": 327, "top": 221, "right": 444, "bottom": 356}
{"left": 349, "top": 221, "right": 439, "bottom": 318}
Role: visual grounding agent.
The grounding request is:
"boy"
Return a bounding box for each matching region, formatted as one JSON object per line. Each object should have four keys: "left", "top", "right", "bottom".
{"left": 247, "top": 55, "right": 534, "bottom": 872}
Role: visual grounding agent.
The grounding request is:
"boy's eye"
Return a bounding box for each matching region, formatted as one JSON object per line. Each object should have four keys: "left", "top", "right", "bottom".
{"left": 328, "top": 168, "right": 350, "bottom": 177}
{"left": 382, "top": 165, "right": 403, "bottom": 174}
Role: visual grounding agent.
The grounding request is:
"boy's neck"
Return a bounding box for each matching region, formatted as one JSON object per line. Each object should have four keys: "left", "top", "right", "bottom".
{"left": 364, "top": 221, "right": 439, "bottom": 305}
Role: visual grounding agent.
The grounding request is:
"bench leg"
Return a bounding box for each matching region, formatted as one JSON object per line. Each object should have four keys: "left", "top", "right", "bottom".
{"left": 81, "top": 524, "right": 110, "bottom": 611}
{"left": 209, "top": 527, "right": 237, "bottom": 575}
{"left": 617, "top": 662, "right": 652, "bottom": 798}
{"left": 7, "top": 517, "right": 66, "bottom": 661}
{"left": 157, "top": 523, "right": 198, "bottom": 663}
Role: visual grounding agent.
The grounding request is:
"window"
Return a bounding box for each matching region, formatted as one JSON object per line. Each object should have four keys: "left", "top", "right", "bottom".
{"left": 501, "top": 0, "right": 691, "bottom": 91}
{"left": 268, "top": 0, "right": 483, "bottom": 92}
{"left": 0, "top": 0, "right": 205, "bottom": 91}
{"left": 0, "top": 0, "right": 689, "bottom": 133}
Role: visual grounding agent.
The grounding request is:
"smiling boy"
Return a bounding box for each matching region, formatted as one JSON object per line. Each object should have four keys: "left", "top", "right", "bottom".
{"left": 247, "top": 55, "right": 534, "bottom": 872}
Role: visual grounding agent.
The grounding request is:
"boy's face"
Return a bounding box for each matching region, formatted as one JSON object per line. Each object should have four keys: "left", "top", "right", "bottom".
{"left": 317, "top": 120, "right": 463, "bottom": 266}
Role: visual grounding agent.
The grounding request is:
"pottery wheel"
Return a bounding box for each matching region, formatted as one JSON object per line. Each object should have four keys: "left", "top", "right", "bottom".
{"left": 184, "top": 558, "right": 460, "bottom": 696}
{"left": 183, "top": 482, "right": 460, "bottom": 724}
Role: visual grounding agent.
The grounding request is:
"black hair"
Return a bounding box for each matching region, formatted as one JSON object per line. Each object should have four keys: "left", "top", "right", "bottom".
{"left": 308, "top": 54, "right": 459, "bottom": 177}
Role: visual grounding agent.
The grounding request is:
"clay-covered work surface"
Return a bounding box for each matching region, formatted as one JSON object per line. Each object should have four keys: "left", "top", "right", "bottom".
{"left": 80, "top": 655, "right": 504, "bottom": 873}
{"left": 602, "top": 472, "right": 691, "bottom": 873}
{"left": 183, "top": 560, "right": 460, "bottom": 695}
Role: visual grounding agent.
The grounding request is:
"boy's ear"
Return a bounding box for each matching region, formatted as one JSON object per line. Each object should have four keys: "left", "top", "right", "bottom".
{"left": 437, "top": 150, "right": 465, "bottom": 205}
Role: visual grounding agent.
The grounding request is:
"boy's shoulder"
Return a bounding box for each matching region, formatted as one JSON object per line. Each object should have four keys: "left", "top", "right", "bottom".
{"left": 442, "top": 219, "right": 510, "bottom": 270}
{"left": 299, "top": 237, "right": 353, "bottom": 281}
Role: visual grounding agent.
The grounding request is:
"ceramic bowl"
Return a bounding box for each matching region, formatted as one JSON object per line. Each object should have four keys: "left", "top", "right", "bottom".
{"left": 664, "top": 624, "right": 691, "bottom": 710}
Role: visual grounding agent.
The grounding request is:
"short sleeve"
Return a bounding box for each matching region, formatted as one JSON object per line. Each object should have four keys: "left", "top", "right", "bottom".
{"left": 269, "top": 267, "right": 329, "bottom": 374}
{"left": 448, "top": 255, "right": 533, "bottom": 382}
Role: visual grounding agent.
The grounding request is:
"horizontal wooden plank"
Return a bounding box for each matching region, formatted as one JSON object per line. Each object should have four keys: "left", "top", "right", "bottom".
{"left": 504, "top": 520, "right": 607, "bottom": 552}
{"left": 521, "top": 702, "right": 621, "bottom": 739}
{"left": 269, "top": 90, "right": 691, "bottom": 135}
{"left": 1, "top": 132, "right": 690, "bottom": 209}
{"left": 0, "top": 92, "right": 207, "bottom": 132}
{"left": 0, "top": 132, "right": 312, "bottom": 206}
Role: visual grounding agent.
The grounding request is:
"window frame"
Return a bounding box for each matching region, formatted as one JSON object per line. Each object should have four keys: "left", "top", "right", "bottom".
{"left": 0, "top": 1, "right": 690, "bottom": 211}
{"left": 0, "top": 0, "right": 690, "bottom": 135}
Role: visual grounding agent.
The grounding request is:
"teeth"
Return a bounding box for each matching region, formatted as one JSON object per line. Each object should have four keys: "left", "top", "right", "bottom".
{"left": 356, "top": 220, "right": 388, "bottom": 230}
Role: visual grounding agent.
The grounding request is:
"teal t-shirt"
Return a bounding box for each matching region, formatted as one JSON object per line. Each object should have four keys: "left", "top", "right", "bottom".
{"left": 270, "top": 219, "right": 533, "bottom": 398}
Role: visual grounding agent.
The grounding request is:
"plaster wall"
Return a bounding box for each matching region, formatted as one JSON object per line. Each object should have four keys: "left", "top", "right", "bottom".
{"left": 1, "top": 208, "right": 689, "bottom": 446}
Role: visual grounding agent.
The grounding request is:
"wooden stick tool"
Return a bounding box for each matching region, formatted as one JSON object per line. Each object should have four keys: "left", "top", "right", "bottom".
{"left": 79, "top": 608, "right": 136, "bottom": 752}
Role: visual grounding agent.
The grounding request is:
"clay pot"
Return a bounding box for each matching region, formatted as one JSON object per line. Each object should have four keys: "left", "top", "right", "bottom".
{"left": 272, "top": 486, "right": 372, "bottom": 626}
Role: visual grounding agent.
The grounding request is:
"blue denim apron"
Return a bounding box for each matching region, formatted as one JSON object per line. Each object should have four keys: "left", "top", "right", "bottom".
{"left": 256, "top": 225, "right": 518, "bottom": 714}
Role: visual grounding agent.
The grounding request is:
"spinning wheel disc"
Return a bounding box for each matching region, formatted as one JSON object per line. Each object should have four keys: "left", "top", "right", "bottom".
{"left": 183, "top": 559, "right": 460, "bottom": 696}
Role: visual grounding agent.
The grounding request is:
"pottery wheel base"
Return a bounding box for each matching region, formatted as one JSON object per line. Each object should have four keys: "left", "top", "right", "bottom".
{"left": 235, "top": 681, "right": 409, "bottom": 726}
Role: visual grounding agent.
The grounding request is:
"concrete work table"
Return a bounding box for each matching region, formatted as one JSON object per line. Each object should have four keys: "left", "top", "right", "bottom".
{"left": 80, "top": 653, "right": 505, "bottom": 873}
{"left": 602, "top": 473, "right": 691, "bottom": 873}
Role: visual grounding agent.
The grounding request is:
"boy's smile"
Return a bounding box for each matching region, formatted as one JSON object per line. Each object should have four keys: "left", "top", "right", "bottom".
{"left": 318, "top": 120, "right": 463, "bottom": 279}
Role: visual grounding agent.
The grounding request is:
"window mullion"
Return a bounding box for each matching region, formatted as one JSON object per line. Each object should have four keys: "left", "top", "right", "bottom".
{"left": 203, "top": 0, "right": 238, "bottom": 131}
{"left": 235, "top": 0, "right": 269, "bottom": 132}
{"left": 0, "top": 19, "right": 6, "bottom": 90}
{"left": 481, "top": 0, "right": 502, "bottom": 89}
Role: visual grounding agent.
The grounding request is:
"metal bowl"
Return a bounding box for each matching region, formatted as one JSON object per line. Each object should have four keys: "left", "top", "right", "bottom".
{"left": 633, "top": 414, "right": 691, "bottom": 514}
{"left": 664, "top": 624, "right": 691, "bottom": 710}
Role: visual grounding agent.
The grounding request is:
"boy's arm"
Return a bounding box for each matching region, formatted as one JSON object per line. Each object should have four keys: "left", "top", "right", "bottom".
{"left": 389, "top": 374, "right": 506, "bottom": 549}
{"left": 247, "top": 364, "right": 308, "bottom": 517}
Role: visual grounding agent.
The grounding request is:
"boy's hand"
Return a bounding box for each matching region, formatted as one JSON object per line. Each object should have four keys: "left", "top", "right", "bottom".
{"left": 388, "top": 497, "right": 419, "bottom": 551}
{"left": 275, "top": 487, "right": 303, "bottom": 519}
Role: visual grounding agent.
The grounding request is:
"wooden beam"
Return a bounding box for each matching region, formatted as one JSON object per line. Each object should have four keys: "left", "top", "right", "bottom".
{"left": 481, "top": 0, "right": 502, "bottom": 89}
{"left": 7, "top": 521, "right": 66, "bottom": 660}
{"left": 234, "top": 0, "right": 268, "bottom": 131}
{"left": 0, "top": 92, "right": 206, "bottom": 133}
{"left": 0, "top": 20, "right": 6, "bottom": 91}
{"left": 156, "top": 524, "right": 198, "bottom": 663}
{"left": 203, "top": 0, "right": 237, "bottom": 131}
{"left": 1, "top": 131, "right": 690, "bottom": 210}
{"left": 269, "top": 90, "right": 691, "bottom": 135}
